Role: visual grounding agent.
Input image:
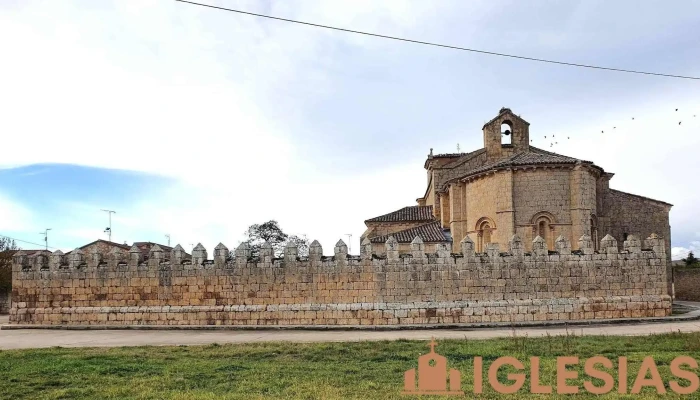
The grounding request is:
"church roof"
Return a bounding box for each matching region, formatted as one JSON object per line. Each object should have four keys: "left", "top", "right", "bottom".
{"left": 439, "top": 147, "right": 600, "bottom": 191}
{"left": 365, "top": 205, "right": 435, "bottom": 223}
{"left": 369, "top": 221, "right": 449, "bottom": 244}
{"left": 424, "top": 148, "right": 485, "bottom": 169}
{"left": 470, "top": 147, "right": 587, "bottom": 174}
{"left": 440, "top": 148, "right": 487, "bottom": 169}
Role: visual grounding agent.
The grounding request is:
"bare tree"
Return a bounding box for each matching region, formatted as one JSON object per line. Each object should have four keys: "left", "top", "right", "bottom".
{"left": 242, "top": 221, "right": 310, "bottom": 257}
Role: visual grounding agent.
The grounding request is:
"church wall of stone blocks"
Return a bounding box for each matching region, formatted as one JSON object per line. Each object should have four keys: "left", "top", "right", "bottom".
{"left": 10, "top": 233, "right": 670, "bottom": 326}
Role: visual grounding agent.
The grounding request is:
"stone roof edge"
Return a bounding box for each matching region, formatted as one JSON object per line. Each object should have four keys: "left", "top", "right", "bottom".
{"left": 424, "top": 148, "right": 486, "bottom": 170}
{"left": 609, "top": 189, "right": 673, "bottom": 208}
{"left": 436, "top": 148, "right": 606, "bottom": 192}
{"left": 437, "top": 161, "right": 595, "bottom": 193}
{"left": 440, "top": 148, "right": 487, "bottom": 170}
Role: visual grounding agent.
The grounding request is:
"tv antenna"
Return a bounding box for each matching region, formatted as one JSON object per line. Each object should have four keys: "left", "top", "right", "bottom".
{"left": 39, "top": 228, "right": 51, "bottom": 250}
{"left": 101, "top": 209, "right": 116, "bottom": 241}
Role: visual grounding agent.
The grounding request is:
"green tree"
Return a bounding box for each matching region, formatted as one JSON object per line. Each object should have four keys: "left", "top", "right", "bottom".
{"left": 682, "top": 251, "right": 700, "bottom": 267}
{"left": 0, "top": 237, "right": 20, "bottom": 292}
{"left": 242, "top": 221, "right": 309, "bottom": 258}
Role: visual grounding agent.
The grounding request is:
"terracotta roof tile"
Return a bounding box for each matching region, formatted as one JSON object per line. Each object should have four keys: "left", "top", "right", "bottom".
{"left": 439, "top": 147, "right": 598, "bottom": 190}
{"left": 365, "top": 205, "right": 435, "bottom": 223}
{"left": 370, "top": 221, "right": 450, "bottom": 244}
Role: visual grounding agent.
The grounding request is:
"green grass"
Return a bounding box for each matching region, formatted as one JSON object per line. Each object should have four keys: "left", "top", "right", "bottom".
{"left": 2, "top": 330, "right": 700, "bottom": 399}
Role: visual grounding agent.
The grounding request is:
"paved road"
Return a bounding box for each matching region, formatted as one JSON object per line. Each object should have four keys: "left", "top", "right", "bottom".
{"left": 2, "top": 318, "right": 700, "bottom": 350}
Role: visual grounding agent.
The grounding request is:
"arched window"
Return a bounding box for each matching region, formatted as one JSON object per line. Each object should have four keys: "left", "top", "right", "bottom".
{"left": 531, "top": 212, "right": 555, "bottom": 250}
{"left": 476, "top": 218, "right": 495, "bottom": 253}
{"left": 590, "top": 215, "right": 598, "bottom": 251}
{"left": 501, "top": 121, "right": 513, "bottom": 145}
{"left": 538, "top": 220, "right": 547, "bottom": 239}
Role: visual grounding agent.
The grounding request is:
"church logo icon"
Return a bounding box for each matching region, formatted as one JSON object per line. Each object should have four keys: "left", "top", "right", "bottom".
{"left": 402, "top": 338, "right": 463, "bottom": 396}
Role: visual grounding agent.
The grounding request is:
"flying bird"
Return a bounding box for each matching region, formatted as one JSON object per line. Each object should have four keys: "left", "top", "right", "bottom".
{"left": 632, "top": 117, "right": 635, "bottom": 120}
{"left": 567, "top": 136, "right": 570, "bottom": 139}
{"left": 601, "top": 130, "right": 604, "bottom": 133}
{"left": 679, "top": 121, "right": 682, "bottom": 125}
{"left": 676, "top": 108, "right": 679, "bottom": 111}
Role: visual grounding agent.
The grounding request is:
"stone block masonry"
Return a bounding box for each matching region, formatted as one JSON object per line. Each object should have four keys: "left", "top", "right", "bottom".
{"left": 10, "top": 233, "right": 670, "bottom": 326}
{"left": 673, "top": 267, "right": 700, "bottom": 301}
{"left": 0, "top": 290, "right": 9, "bottom": 314}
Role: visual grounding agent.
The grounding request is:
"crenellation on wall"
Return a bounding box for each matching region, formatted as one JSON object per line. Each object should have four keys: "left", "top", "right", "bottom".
{"left": 10, "top": 234, "right": 671, "bottom": 326}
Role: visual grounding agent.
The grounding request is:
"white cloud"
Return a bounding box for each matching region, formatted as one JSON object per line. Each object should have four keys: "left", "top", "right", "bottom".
{"left": 1, "top": 0, "right": 699, "bottom": 256}
{"left": 673, "top": 241, "right": 700, "bottom": 261}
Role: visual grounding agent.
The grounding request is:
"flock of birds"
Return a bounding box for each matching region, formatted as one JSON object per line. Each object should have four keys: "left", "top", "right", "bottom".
{"left": 526, "top": 108, "right": 697, "bottom": 150}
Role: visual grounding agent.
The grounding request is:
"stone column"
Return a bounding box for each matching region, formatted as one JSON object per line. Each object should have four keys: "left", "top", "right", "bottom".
{"left": 495, "top": 169, "right": 515, "bottom": 249}
{"left": 570, "top": 162, "right": 597, "bottom": 251}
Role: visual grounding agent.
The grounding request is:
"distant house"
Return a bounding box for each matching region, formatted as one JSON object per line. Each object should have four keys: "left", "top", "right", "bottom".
{"left": 65, "top": 239, "right": 188, "bottom": 259}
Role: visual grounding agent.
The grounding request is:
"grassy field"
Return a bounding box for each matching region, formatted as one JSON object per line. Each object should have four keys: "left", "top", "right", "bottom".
{"left": 1, "top": 330, "right": 700, "bottom": 399}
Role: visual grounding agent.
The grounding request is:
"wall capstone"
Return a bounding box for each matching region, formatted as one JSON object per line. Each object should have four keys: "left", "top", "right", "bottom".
{"left": 555, "top": 235, "right": 572, "bottom": 255}
{"left": 192, "top": 243, "right": 207, "bottom": 265}
{"left": 578, "top": 234, "right": 594, "bottom": 255}
{"left": 532, "top": 236, "right": 547, "bottom": 256}
{"left": 171, "top": 244, "right": 187, "bottom": 265}
{"left": 386, "top": 236, "right": 399, "bottom": 261}
{"left": 460, "top": 235, "right": 475, "bottom": 257}
{"left": 624, "top": 235, "right": 642, "bottom": 254}
{"left": 601, "top": 234, "right": 618, "bottom": 255}
{"left": 309, "top": 240, "right": 323, "bottom": 261}
{"left": 284, "top": 242, "right": 298, "bottom": 264}
{"left": 360, "top": 238, "right": 372, "bottom": 260}
{"left": 128, "top": 245, "right": 142, "bottom": 266}
{"left": 411, "top": 236, "right": 425, "bottom": 259}
{"left": 509, "top": 235, "right": 524, "bottom": 257}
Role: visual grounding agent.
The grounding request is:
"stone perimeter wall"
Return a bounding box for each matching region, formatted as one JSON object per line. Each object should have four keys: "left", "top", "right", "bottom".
{"left": 0, "top": 290, "right": 9, "bottom": 315}
{"left": 10, "top": 233, "right": 671, "bottom": 326}
{"left": 673, "top": 267, "right": 700, "bottom": 301}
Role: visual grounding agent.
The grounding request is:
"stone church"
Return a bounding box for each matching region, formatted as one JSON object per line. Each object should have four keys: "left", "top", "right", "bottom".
{"left": 362, "top": 108, "right": 672, "bottom": 259}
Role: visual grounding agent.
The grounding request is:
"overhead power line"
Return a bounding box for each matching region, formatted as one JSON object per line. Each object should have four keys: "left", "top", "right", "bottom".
{"left": 0, "top": 234, "right": 59, "bottom": 251}
{"left": 175, "top": 0, "right": 699, "bottom": 81}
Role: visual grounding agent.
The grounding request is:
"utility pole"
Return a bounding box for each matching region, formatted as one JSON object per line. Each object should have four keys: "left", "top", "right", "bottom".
{"left": 345, "top": 234, "right": 352, "bottom": 254}
{"left": 165, "top": 234, "right": 171, "bottom": 247}
{"left": 101, "top": 209, "right": 116, "bottom": 242}
{"left": 40, "top": 228, "right": 51, "bottom": 250}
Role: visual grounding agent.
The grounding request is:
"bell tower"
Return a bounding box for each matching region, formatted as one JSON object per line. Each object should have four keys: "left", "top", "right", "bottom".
{"left": 482, "top": 107, "right": 530, "bottom": 161}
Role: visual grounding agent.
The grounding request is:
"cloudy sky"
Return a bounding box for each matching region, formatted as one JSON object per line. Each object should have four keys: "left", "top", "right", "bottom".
{"left": 1, "top": 0, "right": 699, "bottom": 258}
